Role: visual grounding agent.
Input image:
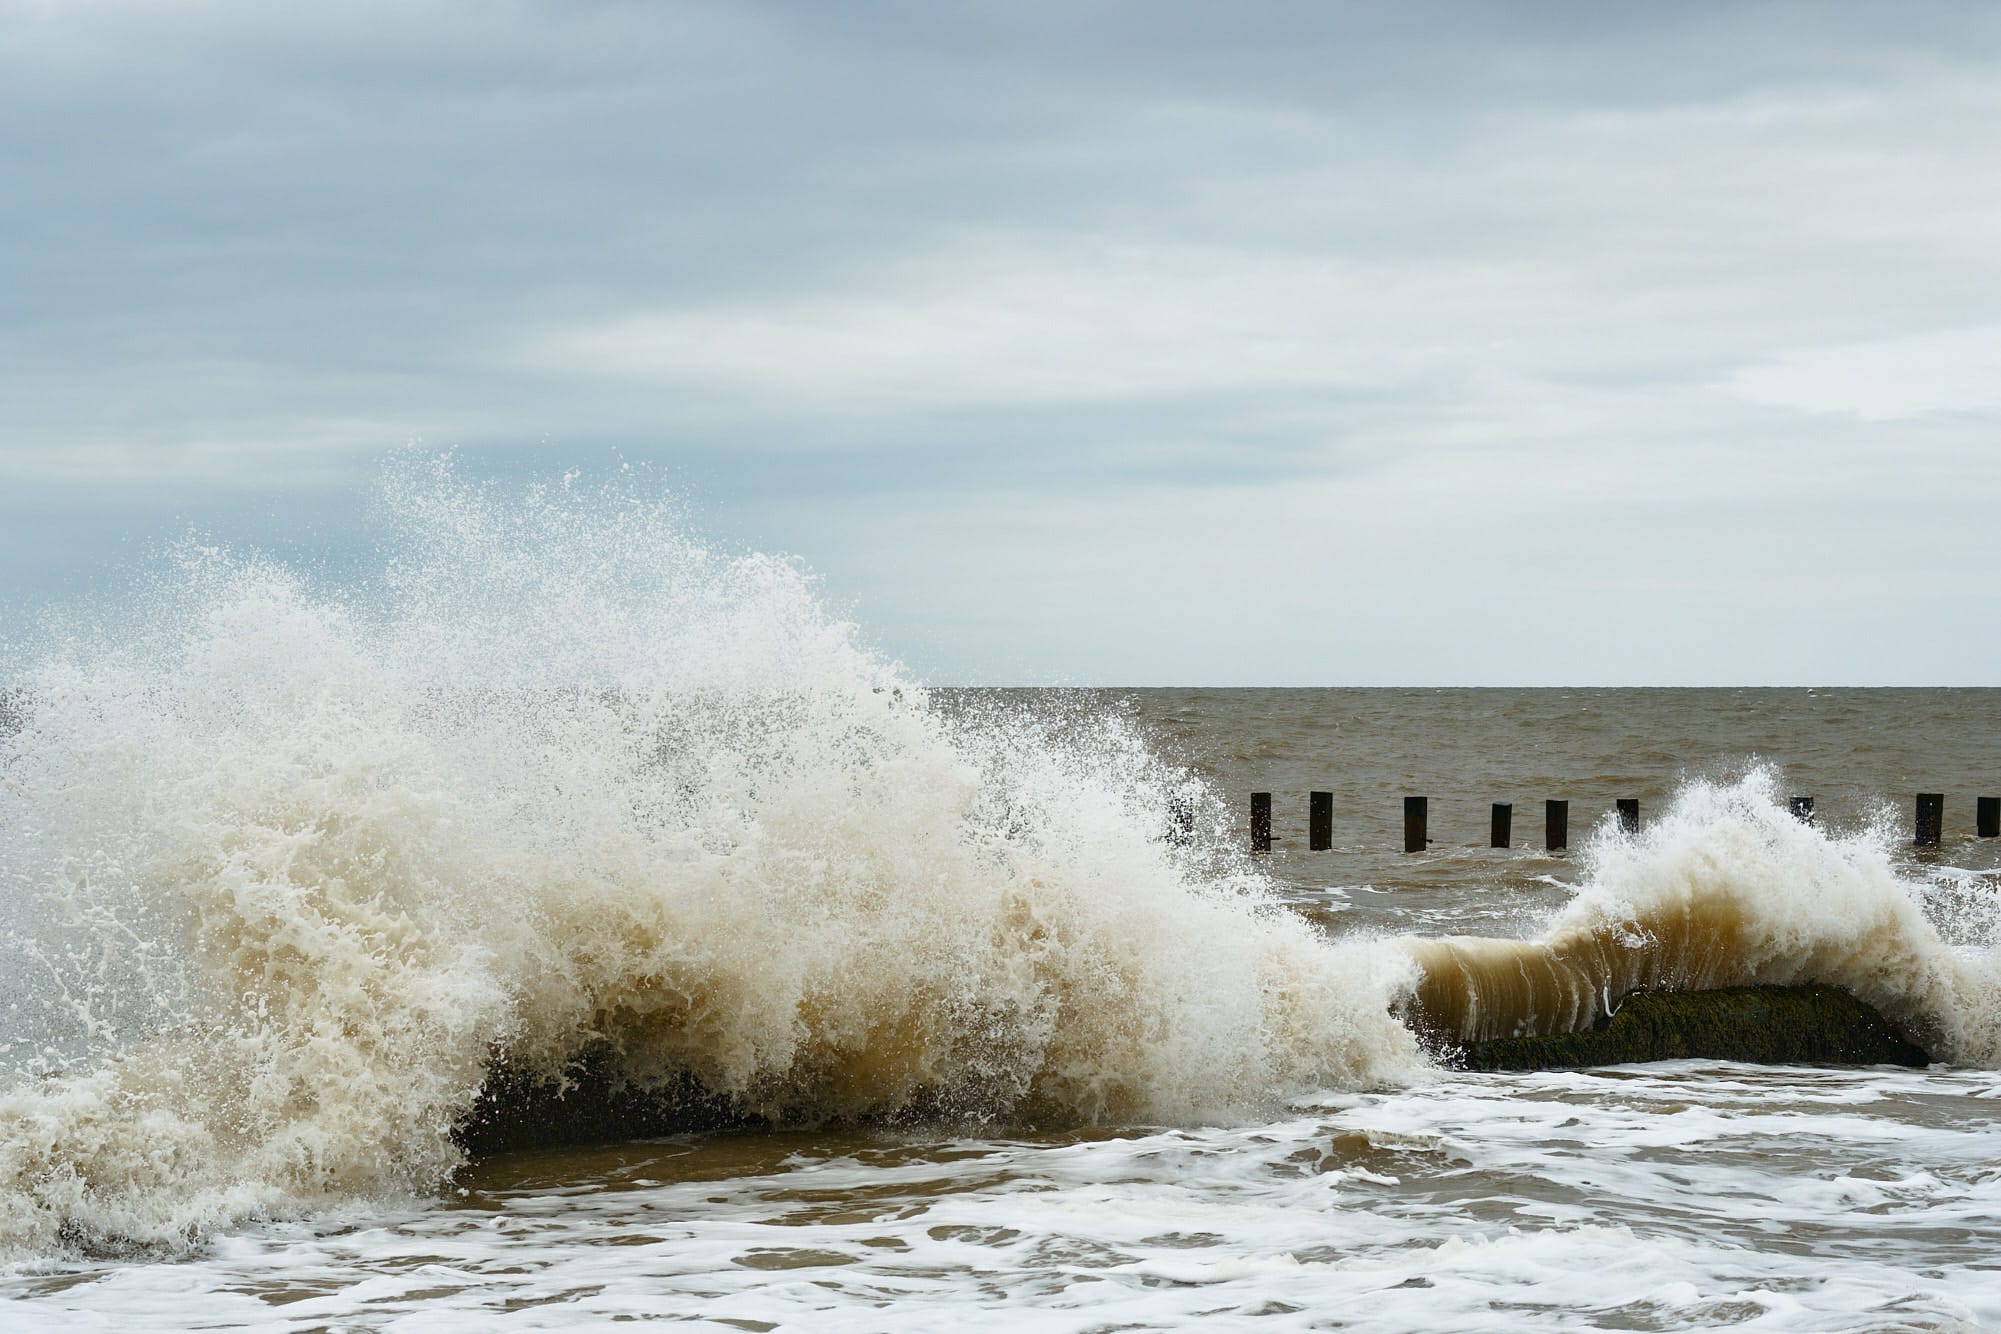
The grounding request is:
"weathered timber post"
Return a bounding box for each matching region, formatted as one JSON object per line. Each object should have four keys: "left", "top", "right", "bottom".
{"left": 1403, "top": 796, "right": 1428, "bottom": 853}
{"left": 1309, "top": 791, "right": 1333, "bottom": 851}
{"left": 1617, "top": 799, "right": 1640, "bottom": 835}
{"left": 1250, "top": 792, "right": 1273, "bottom": 853}
{"left": 1546, "top": 799, "right": 1569, "bottom": 852}
{"left": 1491, "top": 802, "right": 1512, "bottom": 849}
{"left": 1789, "top": 796, "right": 1815, "bottom": 823}
{"left": 1915, "top": 793, "right": 1944, "bottom": 847}
{"left": 1979, "top": 796, "right": 1999, "bottom": 839}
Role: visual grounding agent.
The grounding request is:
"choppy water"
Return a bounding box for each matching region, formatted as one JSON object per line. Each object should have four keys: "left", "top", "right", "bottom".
{"left": 2, "top": 462, "right": 1998, "bottom": 1330}
{"left": 967, "top": 685, "right": 2001, "bottom": 932}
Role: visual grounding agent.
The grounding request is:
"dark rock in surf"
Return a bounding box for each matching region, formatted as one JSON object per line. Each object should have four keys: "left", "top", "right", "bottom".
{"left": 455, "top": 1045, "right": 756, "bottom": 1159}
{"left": 1455, "top": 985, "right": 1930, "bottom": 1072}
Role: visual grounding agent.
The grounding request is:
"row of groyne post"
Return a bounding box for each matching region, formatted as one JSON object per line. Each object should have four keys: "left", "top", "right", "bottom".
{"left": 1234, "top": 792, "right": 2001, "bottom": 853}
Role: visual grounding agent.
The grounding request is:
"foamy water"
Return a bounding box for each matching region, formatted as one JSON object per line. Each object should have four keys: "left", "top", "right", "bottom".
{"left": 3, "top": 462, "right": 1998, "bottom": 1329}
{"left": 12, "top": 1066, "right": 2001, "bottom": 1331}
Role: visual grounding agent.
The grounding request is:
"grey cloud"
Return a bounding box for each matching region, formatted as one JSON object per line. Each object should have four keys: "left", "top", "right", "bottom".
{"left": 3, "top": 1, "right": 1999, "bottom": 679}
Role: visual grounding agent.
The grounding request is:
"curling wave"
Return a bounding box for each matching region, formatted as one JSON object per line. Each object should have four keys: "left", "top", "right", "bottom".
{"left": 1402, "top": 770, "right": 2001, "bottom": 1062}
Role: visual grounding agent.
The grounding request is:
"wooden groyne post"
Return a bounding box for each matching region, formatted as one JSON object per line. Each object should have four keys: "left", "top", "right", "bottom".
{"left": 1915, "top": 793, "right": 1944, "bottom": 847}
{"left": 1239, "top": 787, "right": 1992, "bottom": 855}
{"left": 1309, "top": 791, "right": 1333, "bottom": 851}
{"left": 1250, "top": 792, "right": 1272, "bottom": 853}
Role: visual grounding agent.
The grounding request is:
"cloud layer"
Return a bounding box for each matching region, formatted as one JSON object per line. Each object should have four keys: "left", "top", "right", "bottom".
{"left": 4, "top": 1, "right": 1999, "bottom": 681}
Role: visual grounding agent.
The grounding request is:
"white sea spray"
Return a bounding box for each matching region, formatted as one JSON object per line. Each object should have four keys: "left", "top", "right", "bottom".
{"left": 0, "top": 460, "right": 1423, "bottom": 1256}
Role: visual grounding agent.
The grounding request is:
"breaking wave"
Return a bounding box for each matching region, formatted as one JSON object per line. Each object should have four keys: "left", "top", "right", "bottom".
{"left": 0, "top": 460, "right": 1419, "bottom": 1256}
{"left": 2, "top": 459, "right": 1996, "bottom": 1260}
{"left": 1403, "top": 770, "right": 2001, "bottom": 1062}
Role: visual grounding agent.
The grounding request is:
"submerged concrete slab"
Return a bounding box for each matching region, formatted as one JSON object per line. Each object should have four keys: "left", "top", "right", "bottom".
{"left": 1456, "top": 985, "right": 1930, "bottom": 1072}
{"left": 456, "top": 986, "right": 1932, "bottom": 1161}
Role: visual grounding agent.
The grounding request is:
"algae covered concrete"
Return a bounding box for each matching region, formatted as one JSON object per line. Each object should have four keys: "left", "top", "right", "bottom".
{"left": 457, "top": 986, "right": 1931, "bottom": 1160}
{"left": 456, "top": 1047, "right": 753, "bottom": 1159}
{"left": 1456, "top": 985, "right": 1930, "bottom": 1072}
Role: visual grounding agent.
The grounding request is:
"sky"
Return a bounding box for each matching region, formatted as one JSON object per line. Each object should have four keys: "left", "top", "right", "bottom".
{"left": 3, "top": 0, "right": 1999, "bottom": 684}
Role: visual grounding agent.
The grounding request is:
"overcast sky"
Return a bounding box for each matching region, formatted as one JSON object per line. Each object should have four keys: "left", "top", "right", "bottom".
{"left": 4, "top": 1, "right": 1999, "bottom": 684}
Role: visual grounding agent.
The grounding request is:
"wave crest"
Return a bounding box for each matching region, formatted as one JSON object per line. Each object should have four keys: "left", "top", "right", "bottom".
{"left": 1404, "top": 769, "right": 2001, "bottom": 1063}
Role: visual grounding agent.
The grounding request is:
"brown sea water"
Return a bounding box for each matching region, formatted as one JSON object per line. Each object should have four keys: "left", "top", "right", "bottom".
{"left": 968, "top": 687, "right": 2001, "bottom": 934}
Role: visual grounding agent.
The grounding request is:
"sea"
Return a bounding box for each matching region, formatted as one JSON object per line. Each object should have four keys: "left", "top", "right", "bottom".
{"left": 2, "top": 463, "right": 1998, "bottom": 1331}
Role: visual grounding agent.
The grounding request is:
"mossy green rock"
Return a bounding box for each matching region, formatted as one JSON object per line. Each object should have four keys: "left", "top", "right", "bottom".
{"left": 1457, "top": 985, "right": 1930, "bottom": 1072}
